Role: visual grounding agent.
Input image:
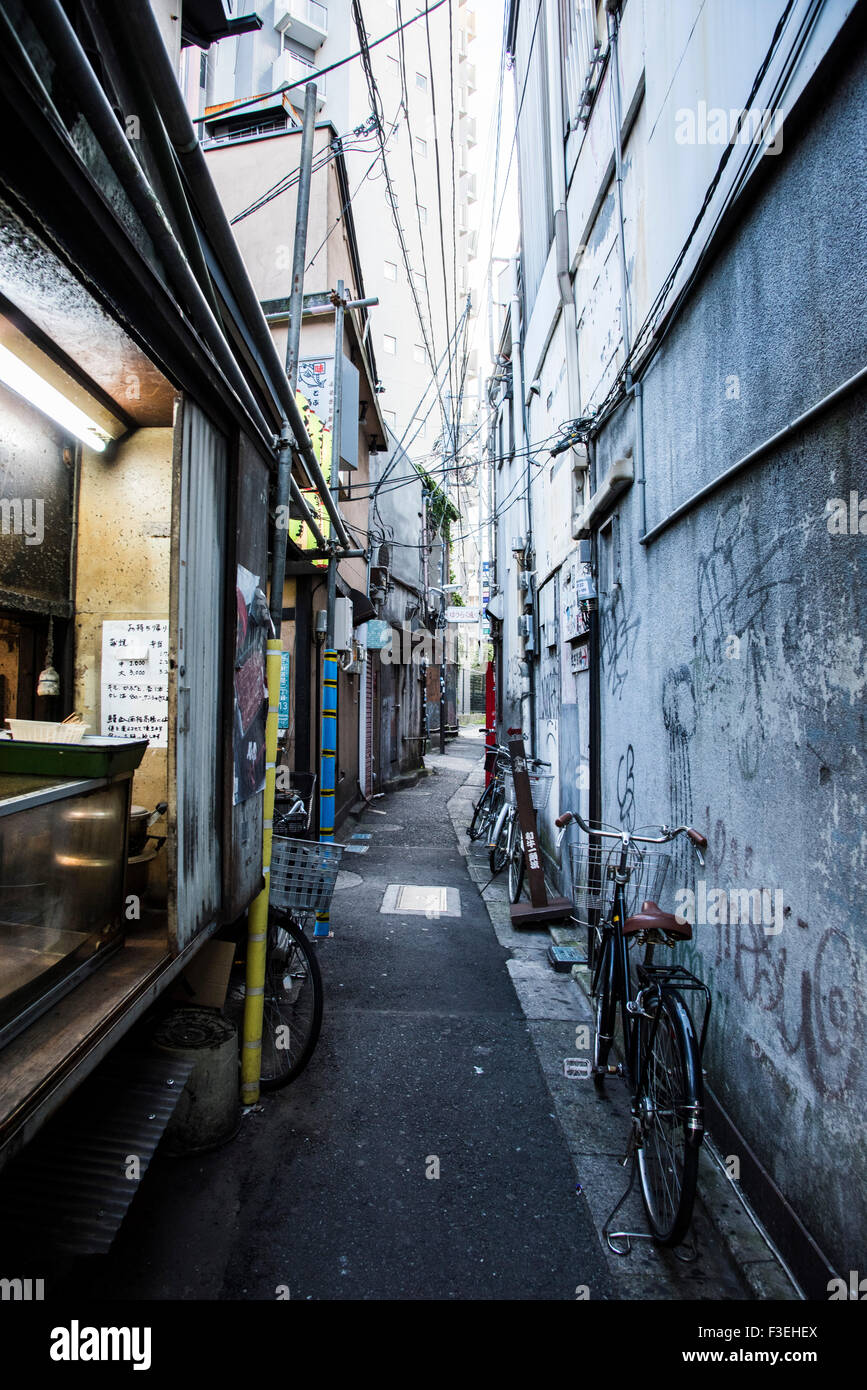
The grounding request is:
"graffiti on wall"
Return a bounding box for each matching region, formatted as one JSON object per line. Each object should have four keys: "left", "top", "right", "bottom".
{"left": 600, "top": 584, "right": 640, "bottom": 699}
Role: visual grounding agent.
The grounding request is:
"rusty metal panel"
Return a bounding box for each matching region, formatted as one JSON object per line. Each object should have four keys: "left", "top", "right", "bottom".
{"left": 169, "top": 397, "right": 226, "bottom": 953}
{"left": 222, "top": 431, "right": 268, "bottom": 921}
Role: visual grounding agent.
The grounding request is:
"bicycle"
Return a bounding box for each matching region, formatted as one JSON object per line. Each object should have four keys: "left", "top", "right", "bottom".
{"left": 490, "top": 753, "right": 554, "bottom": 902}
{"left": 258, "top": 830, "right": 344, "bottom": 1091}
{"left": 556, "top": 806, "right": 710, "bottom": 1248}
{"left": 466, "top": 728, "right": 511, "bottom": 874}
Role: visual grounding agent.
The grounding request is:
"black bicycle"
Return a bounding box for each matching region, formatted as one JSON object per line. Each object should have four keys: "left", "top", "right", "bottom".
{"left": 467, "top": 728, "right": 511, "bottom": 874}
{"left": 557, "top": 807, "right": 710, "bottom": 1247}
{"left": 258, "top": 832, "right": 344, "bottom": 1091}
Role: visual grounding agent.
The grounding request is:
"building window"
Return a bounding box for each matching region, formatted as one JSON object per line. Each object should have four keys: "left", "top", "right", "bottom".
{"left": 383, "top": 260, "right": 397, "bottom": 281}
{"left": 413, "top": 343, "right": 425, "bottom": 364}
{"left": 414, "top": 136, "right": 427, "bottom": 157}
{"left": 416, "top": 72, "right": 427, "bottom": 92}
{"left": 383, "top": 334, "right": 397, "bottom": 354}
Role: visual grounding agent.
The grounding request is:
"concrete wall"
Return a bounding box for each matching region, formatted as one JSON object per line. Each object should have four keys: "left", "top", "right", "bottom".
{"left": 591, "top": 19, "right": 867, "bottom": 1275}
{"left": 500, "top": 0, "right": 866, "bottom": 1276}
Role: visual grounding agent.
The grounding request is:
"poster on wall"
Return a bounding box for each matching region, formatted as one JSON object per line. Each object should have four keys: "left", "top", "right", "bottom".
{"left": 101, "top": 619, "right": 169, "bottom": 746}
{"left": 233, "top": 564, "right": 270, "bottom": 805}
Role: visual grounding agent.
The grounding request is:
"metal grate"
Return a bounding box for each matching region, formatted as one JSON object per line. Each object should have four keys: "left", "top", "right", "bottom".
{"left": 269, "top": 836, "right": 345, "bottom": 914}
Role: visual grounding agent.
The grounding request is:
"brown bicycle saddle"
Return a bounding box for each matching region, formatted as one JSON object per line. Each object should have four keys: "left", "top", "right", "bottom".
{"left": 623, "top": 900, "right": 692, "bottom": 940}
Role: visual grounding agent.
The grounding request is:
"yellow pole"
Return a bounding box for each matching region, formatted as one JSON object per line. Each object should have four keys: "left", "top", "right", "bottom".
{"left": 241, "top": 638, "right": 283, "bottom": 1106}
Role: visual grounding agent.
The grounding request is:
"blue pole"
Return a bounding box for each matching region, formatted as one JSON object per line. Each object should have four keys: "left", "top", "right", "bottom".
{"left": 316, "top": 647, "right": 337, "bottom": 936}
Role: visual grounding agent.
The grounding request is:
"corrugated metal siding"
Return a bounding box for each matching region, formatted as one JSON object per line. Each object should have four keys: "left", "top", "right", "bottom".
{"left": 175, "top": 400, "right": 226, "bottom": 949}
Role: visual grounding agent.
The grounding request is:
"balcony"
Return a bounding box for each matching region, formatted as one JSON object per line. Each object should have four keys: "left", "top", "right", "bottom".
{"left": 459, "top": 59, "right": 476, "bottom": 93}
{"left": 272, "top": 51, "right": 327, "bottom": 108}
{"left": 274, "top": 1, "right": 328, "bottom": 50}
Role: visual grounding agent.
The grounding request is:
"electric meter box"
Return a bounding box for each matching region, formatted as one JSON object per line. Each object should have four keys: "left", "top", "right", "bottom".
{"left": 334, "top": 597, "right": 354, "bottom": 653}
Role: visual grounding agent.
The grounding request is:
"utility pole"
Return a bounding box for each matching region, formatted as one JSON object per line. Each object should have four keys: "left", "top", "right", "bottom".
{"left": 269, "top": 81, "right": 317, "bottom": 635}
{"left": 243, "top": 81, "right": 316, "bottom": 1108}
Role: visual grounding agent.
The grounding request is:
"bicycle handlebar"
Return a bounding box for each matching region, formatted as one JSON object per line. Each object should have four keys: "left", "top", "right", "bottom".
{"left": 555, "top": 810, "right": 707, "bottom": 864}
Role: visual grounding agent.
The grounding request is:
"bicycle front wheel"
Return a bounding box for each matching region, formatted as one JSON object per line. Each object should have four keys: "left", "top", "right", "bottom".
{"left": 506, "top": 815, "right": 525, "bottom": 902}
{"left": 636, "top": 990, "right": 703, "bottom": 1246}
{"left": 259, "top": 911, "right": 324, "bottom": 1091}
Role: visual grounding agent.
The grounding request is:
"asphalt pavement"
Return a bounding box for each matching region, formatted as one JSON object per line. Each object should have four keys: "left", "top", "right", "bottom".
{"left": 54, "top": 729, "right": 614, "bottom": 1300}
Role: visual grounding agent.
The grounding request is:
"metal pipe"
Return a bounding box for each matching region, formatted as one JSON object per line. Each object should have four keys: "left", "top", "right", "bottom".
{"left": 316, "top": 281, "right": 346, "bottom": 934}
{"left": 511, "top": 259, "right": 536, "bottom": 760}
{"left": 118, "top": 1, "right": 353, "bottom": 551}
{"left": 270, "top": 86, "right": 318, "bottom": 631}
{"left": 285, "top": 84, "right": 318, "bottom": 392}
{"left": 607, "top": 6, "right": 631, "bottom": 362}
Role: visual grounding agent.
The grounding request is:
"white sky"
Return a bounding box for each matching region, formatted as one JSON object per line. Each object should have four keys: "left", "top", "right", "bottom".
{"left": 466, "top": 0, "right": 519, "bottom": 382}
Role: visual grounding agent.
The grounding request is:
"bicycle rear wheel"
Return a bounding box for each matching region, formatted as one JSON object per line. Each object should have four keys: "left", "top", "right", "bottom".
{"left": 636, "top": 990, "right": 703, "bottom": 1245}
{"left": 259, "top": 910, "right": 323, "bottom": 1090}
{"left": 468, "top": 779, "right": 495, "bottom": 842}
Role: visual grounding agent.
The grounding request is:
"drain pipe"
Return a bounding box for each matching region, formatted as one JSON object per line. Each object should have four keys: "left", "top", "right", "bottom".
{"left": 510, "top": 258, "right": 536, "bottom": 760}
{"left": 607, "top": 0, "right": 647, "bottom": 538}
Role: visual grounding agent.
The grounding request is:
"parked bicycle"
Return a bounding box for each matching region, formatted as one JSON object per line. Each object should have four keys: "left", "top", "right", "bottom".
{"left": 257, "top": 823, "right": 344, "bottom": 1091}
{"left": 556, "top": 806, "right": 710, "bottom": 1248}
{"left": 466, "top": 728, "right": 511, "bottom": 874}
{"left": 491, "top": 752, "right": 553, "bottom": 901}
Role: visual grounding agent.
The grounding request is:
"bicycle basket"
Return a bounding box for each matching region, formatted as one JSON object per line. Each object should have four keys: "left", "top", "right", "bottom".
{"left": 504, "top": 768, "right": 554, "bottom": 810}
{"left": 569, "top": 843, "right": 671, "bottom": 928}
{"left": 270, "top": 836, "right": 345, "bottom": 914}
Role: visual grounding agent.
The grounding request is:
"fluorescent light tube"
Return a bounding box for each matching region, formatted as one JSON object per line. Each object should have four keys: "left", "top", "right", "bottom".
{"left": 0, "top": 343, "right": 110, "bottom": 451}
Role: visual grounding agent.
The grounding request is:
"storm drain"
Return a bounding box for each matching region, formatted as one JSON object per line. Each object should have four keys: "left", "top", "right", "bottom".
{"left": 380, "top": 885, "right": 461, "bottom": 918}
{"left": 0, "top": 1049, "right": 194, "bottom": 1256}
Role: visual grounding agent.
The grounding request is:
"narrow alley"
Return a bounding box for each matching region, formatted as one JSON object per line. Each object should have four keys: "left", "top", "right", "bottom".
{"left": 34, "top": 731, "right": 760, "bottom": 1303}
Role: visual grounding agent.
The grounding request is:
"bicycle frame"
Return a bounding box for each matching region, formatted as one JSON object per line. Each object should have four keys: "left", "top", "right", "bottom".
{"left": 588, "top": 834, "right": 712, "bottom": 1093}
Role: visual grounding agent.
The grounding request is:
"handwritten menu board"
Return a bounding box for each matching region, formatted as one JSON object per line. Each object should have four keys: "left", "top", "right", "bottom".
{"left": 101, "top": 620, "right": 169, "bottom": 747}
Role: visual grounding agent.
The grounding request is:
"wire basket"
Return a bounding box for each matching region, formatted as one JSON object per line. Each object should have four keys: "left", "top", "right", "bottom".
{"left": 269, "top": 836, "right": 345, "bottom": 914}
{"left": 569, "top": 843, "right": 670, "bottom": 928}
{"left": 504, "top": 769, "right": 554, "bottom": 810}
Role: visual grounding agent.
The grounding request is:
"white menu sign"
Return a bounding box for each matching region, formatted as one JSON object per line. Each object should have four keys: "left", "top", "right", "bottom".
{"left": 101, "top": 619, "right": 169, "bottom": 747}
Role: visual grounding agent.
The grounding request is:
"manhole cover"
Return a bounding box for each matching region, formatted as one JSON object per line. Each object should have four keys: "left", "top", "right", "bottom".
{"left": 379, "top": 885, "right": 461, "bottom": 918}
